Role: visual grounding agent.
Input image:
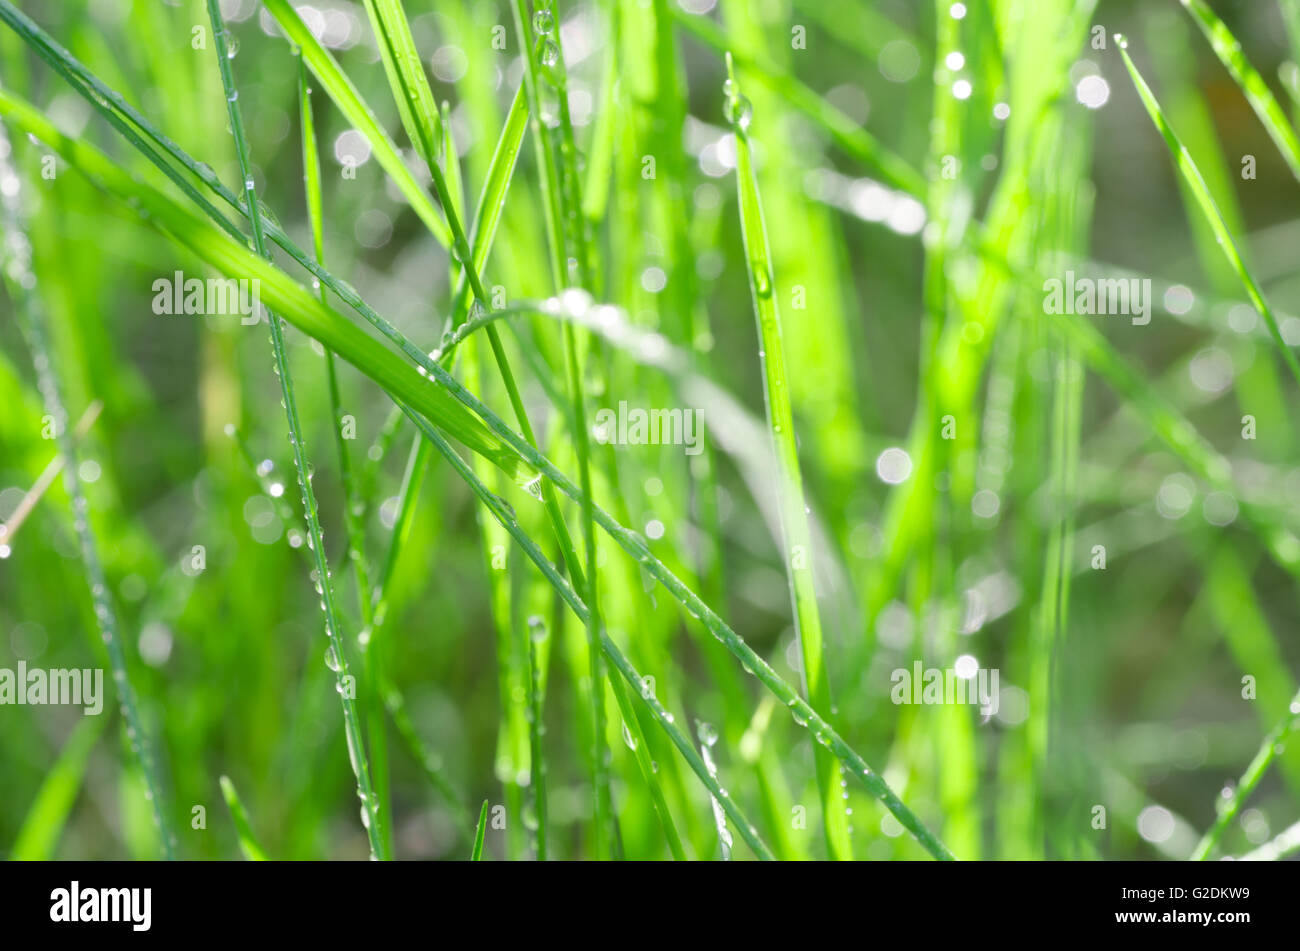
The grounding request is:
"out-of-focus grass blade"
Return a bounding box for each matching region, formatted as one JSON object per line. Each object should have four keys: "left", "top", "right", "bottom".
{"left": 260, "top": 0, "right": 451, "bottom": 247}
{"left": 219, "top": 776, "right": 269, "bottom": 861}
{"left": 1179, "top": 0, "right": 1300, "bottom": 183}
{"left": 1117, "top": 36, "right": 1300, "bottom": 391}
{"left": 11, "top": 716, "right": 106, "bottom": 860}
{"left": 672, "top": 8, "right": 925, "bottom": 197}
{"left": 0, "top": 88, "right": 530, "bottom": 484}
{"left": 1192, "top": 686, "right": 1300, "bottom": 859}
{"left": 471, "top": 800, "right": 489, "bottom": 860}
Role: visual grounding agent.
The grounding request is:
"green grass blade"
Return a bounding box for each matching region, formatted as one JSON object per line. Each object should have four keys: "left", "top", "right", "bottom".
{"left": 1191, "top": 687, "right": 1300, "bottom": 859}
{"left": 11, "top": 716, "right": 107, "bottom": 860}
{"left": 525, "top": 617, "right": 550, "bottom": 860}
{"left": 260, "top": 0, "right": 451, "bottom": 247}
{"left": 204, "top": 0, "right": 384, "bottom": 859}
{"left": 218, "top": 776, "right": 269, "bottom": 861}
{"left": 1, "top": 81, "right": 949, "bottom": 859}
{"left": 672, "top": 9, "right": 925, "bottom": 197}
{"left": 471, "top": 800, "right": 489, "bottom": 860}
{"left": 1117, "top": 36, "right": 1300, "bottom": 392}
{"left": 726, "top": 56, "right": 852, "bottom": 861}
{"left": 0, "top": 88, "right": 532, "bottom": 486}
{"left": 0, "top": 123, "right": 176, "bottom": 860}
{"left": 359, "top": 0, "right": 442, "bottom": 169}
{"left": 1179, "top": 0, "right": 1300, "bottom": 183}
{"left": 608, "top": 667, "right": 687, "bottom": 860}
{"left": 398, "top": 405, "right": 775, "bottom": 859}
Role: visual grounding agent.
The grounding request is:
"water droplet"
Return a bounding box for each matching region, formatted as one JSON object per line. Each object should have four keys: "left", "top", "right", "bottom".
{"left": 724, "top": 89, "right": 753, "bottom": 132}
{"left": 539, "top": 39, "right": 560, "bottom": 69}
{"left": 325, "top": 645, "right": 341, "bottom": 672}
{"left": 533, "top": 8, "right": 555, "bottom": 34}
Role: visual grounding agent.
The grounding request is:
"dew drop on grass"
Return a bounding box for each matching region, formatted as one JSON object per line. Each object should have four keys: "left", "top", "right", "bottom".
{"left": 622, "top": 720, "right": 637, "bottom": 751}
{"left": 722, "top": 80, "right": 753, "bottom": 132}
{"left": 533, "top": 8, "right": 555, "bottom": 34}
{"left": 521, "top": 475, "right": 544, "bottom": 501}
{"left": 538, "top": 40, "right": 560, "bottom": 70}
{"left": 325, "top": 645, "right": 341, "bottom": 672}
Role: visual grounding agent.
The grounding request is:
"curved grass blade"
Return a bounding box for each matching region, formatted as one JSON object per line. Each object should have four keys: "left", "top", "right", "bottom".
{"left": 1116, "top": 35, "right": 1300, "bottom": 391}
{"left": 726, "top": 56, "right": 851, "bottom": 860}
{"left": 1179, "top": 0, "right": 1300, "bottom": 183}
{"left": 0, "top": 88, "right": 531, "bottom": 486}
{"left": 219, "top": 776, "right": 269, "bottom": 861}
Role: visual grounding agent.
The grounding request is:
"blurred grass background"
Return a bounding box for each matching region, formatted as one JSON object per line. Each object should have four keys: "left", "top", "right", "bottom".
{"left": 1, "top": 0, "right": 1299, "bottom": 860}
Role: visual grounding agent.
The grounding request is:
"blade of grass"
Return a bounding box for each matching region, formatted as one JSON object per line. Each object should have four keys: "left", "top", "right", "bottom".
{"left": 511, "top": 0, "right": 618, "bottom": 858}
{"left": 1191, "top": 687, "right": 1300, "bottom": 859}
{"left": 0, "top": 87, "right": 531, "bottom": 484}
{"left": 297, "top": 53, "right": 392, "bottom": 858}
{"left": 525, "top": 616, "right": 550, "bottom": 860}
{"left": 1179, "top": 0, "right": 1300, "bottom": 183}
{"left": 218, "top": 775, "right": 269, "bottom": 861}
{"left": 0, "top": 123, "right": 175, "bottom": 859}
{"left": 1117, "top": 34, "right": 1300, "bottom": 391}
{"left": 204, "top": 0, "right": 384, "bottom": 859}
{"left": 259, "top": 0, "right": 451, "bottom": 247}
{"left": 1, "top": 85, "right": 950, "bottom": 859}
{"left": 398, "top": 404, "right": 776, "bottom": 859}
{"left": 726, "top": 55, "right": 852, "bottom": 860}
{"left": 671, "top": 7, "right": 925, "bottom": 197}
{"left": 11, "top": 715, "right": 107, "bottom": 860}
{"left": 471, "top": 800, "right": 489, "bottom": 860}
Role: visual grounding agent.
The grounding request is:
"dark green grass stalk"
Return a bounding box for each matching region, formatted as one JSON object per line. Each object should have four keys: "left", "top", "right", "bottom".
{"left": 0, "top": 123, "right": 175, "bottom": 859}
{"left": 726, "top": 56, "right": 851, "bottom": 860}
{"left": 203, "top": 0, "right": 384, "bottom": 859}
